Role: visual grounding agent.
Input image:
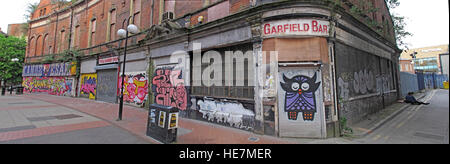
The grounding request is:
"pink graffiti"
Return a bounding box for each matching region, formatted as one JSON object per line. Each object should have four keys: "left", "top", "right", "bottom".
{"left": 152, "top": 68, "right": 187, "bottom": 110}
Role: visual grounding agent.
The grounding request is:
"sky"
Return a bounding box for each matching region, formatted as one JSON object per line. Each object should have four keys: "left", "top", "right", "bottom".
{"left": 0, "top": 0, "right": 449, "bottom": 49}
{"left": 0, "top": 0, "right": 40, "bottom": 32}
{"left": 393, "top": 0, "right": 449, "bottom": 49}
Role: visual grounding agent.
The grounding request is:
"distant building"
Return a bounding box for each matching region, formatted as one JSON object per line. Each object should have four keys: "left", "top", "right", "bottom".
{"left": 399, "top": 58, "right": 415, "bottom": 74}
{"left": 440, "top": 52, "right": 449, "bottom": 79}
{"left": 400, "top": 44, "right": 449, "bottom": 73}
{"left": 7, "top": 23, "right": 28, "bottom": 39}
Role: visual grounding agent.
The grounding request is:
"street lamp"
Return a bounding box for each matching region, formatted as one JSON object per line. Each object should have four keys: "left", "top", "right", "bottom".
{"left": 116, "top": 16, "right": 139, "bottom": 121}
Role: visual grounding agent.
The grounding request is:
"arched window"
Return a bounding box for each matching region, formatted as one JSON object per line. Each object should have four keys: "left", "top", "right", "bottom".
{"left": 35, "top": 35, "right": 43, "bottom": 56}
{"left": 28, "top": 37, "right": 35, "bottom": 57}
{"left": 43, "top": 34, "right": 49, "bottom": 55}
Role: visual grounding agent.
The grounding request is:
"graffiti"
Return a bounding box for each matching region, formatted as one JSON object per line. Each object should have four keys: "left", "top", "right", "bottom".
{"left": 22, "top": 77, "right": 72, "bottom": 96}
{"left": 353, "top": 69, "right": 375, "bottom": 94}
{"left": 263, "top": 73, "right": 276, "bottom": 97}
{"left": 152, "top": 67, "right": 188, "bottom": 110}
{"left": 80, "top": 73, "right": 97, "bottom": 100}
{"left": 337, "top": 69, "right": 393, "bottom": 101}
{"left": 23, "top": 62, "right": 76, "bottom": 77}
{"left": 197, "top": 99, "right": 255, "bottom": 130}
{"left": 119, "top": 73, "right": 149, "bottom": 106}
{"left": 280, "top": 73, "right": 321, "bottom": 121}
{"left": 338, "top": 77, "right": 350, "bottom": 101}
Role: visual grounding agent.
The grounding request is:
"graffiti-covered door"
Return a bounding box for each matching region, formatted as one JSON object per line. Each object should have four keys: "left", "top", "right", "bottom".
{"left": 97, "top": 69, "right": 118, "bottom": 103}
{"left": 277, "top": 67, "right": 326, "bottom": 138}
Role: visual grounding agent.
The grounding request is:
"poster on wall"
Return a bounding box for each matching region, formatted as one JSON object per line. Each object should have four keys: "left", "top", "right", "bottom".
{"left": 159, "top": 111, "right": 166, "bottom": 128}
{"left": 168, "top": 113, "right": 179, "bottom": 130}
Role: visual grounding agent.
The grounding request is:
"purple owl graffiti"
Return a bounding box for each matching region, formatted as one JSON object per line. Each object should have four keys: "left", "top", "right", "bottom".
{"left": 281, "top": 73, "right": 321, "bottom": 121}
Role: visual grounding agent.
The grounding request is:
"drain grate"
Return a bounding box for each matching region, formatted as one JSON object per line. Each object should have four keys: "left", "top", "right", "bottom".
{"left": 248, "top": 137, "right": 260, "bottom": 142}
{"left": 414, "top": 132, "right": 445, "bottom": 141}
{"left": 54, "top": 114, "right": 83, "bottom": 120}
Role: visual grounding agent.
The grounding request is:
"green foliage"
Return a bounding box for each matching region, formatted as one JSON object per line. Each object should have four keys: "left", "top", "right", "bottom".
{"left": 24, "top": 2, "right": 39, "bottom": 21}
{"left": 385, "top": 0, "right": 412, "bottom": 50}
{"left": 339, "top": 117, "right": 353, "bottom": 137}
{"left": 0, "top": 35, "right": 27, "bottom": 85}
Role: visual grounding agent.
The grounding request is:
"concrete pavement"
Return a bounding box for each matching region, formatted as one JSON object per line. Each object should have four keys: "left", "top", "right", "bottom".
{"left": 0, "top": 96, "right": 149, "bottom": 144}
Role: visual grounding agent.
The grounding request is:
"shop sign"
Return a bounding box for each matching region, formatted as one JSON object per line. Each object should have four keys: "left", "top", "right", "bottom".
{"left": 262, "top": 19, "right": 330, "bottom": 38}
{"left": 99, "top": 56, "right": 119, "bottom": 65}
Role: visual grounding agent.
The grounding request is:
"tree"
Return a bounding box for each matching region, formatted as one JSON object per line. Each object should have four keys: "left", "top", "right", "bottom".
{"left": 385, "top": 0, "right": 412, "bottom": 50}
{"left": 24, "top": 2, "right": 39, "bottom": 21}
{"left": 0, "top": 35, "right": 27, "bottom": 85}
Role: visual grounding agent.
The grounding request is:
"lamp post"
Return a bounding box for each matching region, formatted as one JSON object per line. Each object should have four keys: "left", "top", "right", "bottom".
{"left": 116, "top": 16, "right": 139, "bottom": 121}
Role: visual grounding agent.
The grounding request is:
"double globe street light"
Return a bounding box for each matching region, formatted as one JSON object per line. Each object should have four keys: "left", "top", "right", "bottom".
{"left": 116, "top": 16, "right": 139, "bottom": 121}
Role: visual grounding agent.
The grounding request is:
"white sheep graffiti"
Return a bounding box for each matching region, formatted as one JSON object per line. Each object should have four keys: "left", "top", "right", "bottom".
{"left": 197, "top": 99, "right": 255, "bottom": 130}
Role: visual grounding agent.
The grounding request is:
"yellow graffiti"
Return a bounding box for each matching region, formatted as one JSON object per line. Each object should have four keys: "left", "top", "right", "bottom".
{"left": 80, "top": 73, "right": 97, "bottom": 100}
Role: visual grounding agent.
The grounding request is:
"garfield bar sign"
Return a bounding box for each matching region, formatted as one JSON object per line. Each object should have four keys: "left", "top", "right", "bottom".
{"left": 262, "top": 19, "right": 330, "bottom": 38}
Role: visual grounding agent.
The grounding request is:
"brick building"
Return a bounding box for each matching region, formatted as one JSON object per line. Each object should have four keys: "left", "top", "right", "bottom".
{"left": 400, "top": 44, "right": 449, "bottom": 73}
{"left": 399, "top": 58, "right": 415, "bottom": 74}
{"left": 7, "top": 23, "right": 28, "bottom": 39}
{"left": 24, "top": 0, "right": 401, "bottom": 138}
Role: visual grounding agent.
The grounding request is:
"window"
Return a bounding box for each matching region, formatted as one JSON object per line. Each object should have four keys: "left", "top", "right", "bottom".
{"left": 43, "top": 34, "right": 48, "bottom": 55}
{"left": 191, "top": 44, "right": 254, "bottom": 100}
{"left": 89, "top": 19, "right": 97, "bottom": 47}
{"left": 108, "top": 9, "right": 117, "bottom": 42}
{"left": 73, "top": 25, "right": 80, "bottom": 48}
{"left": 35, "top": 35, "right": 43, "bottom": 56}
{"left": 132, "top": 0, "right": 141, "bottom": 26}
{"left": 59, "top": 29, "right": 66, "bottom": 53}
{"left": 28, "top": 37, "right": 35, "bottom": 57}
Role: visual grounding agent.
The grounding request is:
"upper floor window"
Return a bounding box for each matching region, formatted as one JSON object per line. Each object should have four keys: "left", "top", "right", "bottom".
{"left": 132, "top": 0, "right": 141, "bottom": 26}
{"left": 89, "top": 19, "right": 97, "bottom": 47}
{"left": 108, "top": 9, "right": 117, "bottom": 42}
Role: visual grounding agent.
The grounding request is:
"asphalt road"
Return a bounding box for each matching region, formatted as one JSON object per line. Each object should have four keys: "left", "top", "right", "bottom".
{"left": 353, "top": 89, "right": 449, "bottom": 144}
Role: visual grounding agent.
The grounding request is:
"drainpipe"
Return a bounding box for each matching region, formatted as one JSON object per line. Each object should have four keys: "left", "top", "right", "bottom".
{"left": 68, "top": 7, "right": 74, "bottom": 51}
{"left": 151, "top": 0, "right": 155, "bottom": 26}
{"left": 329, "top": 14, "right": 341, "bottom": 137}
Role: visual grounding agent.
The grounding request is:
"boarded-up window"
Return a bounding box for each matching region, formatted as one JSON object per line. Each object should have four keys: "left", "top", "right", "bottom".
{"left": 191, "top": 43, "right": 254, "bottom": 100}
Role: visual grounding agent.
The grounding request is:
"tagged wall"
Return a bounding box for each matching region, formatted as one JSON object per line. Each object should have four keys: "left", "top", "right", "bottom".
{"left": 22, "top": 62, "right": 76, "bottom": 77}
{"left": 335, "top": 43, "right": 398, "bottom": 125}
{"left": 119, "top": 73, "right": 149, "bottom": 107}
{"left": 152, "top": 66, "right": 188, "bottom": 111}
{"left": 22, "top": 77, "right": 73, "bottom": 96}
{"left": 80, "top": 73, "right": 97, "bottom": 100}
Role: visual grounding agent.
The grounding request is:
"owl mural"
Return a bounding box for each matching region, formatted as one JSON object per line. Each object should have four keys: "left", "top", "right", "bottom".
{"left": 281, "top": 73, "right": 321, "bottom": 121}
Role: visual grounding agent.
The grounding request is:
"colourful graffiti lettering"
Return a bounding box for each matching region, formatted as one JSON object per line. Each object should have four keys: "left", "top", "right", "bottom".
{"left": 23, "top": 62, "right": 76, "bottom": 77}
{"left": 22, "top": 77, "right": 73, "bottom": 96}
{"left": 119, "top": 73, "right": 149, "bottom": 106}
{"left": 80, "top": 73, "right": 97, "bottom": 100}
{"left": 152, "top": 67, "right": 188, "bottom": 110}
